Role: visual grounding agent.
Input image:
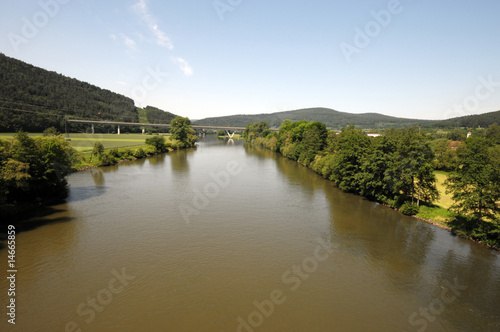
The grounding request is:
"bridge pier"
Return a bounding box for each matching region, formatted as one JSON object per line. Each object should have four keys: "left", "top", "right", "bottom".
{"left": 117, "top": 125, "right": 120, "bottom": 135}
{"left": 142, "top": 126, "right": 145, "bottom": 135}
{"left": 226, "top": 130, "right": 235, "bottom": 139}
{"left": 91, "top": 124, "right": 94, "bottom": 135}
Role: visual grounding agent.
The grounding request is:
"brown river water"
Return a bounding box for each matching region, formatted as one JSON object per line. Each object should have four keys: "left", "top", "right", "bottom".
{"left": 1, "top": 136, "right": 499, "bottom": 331}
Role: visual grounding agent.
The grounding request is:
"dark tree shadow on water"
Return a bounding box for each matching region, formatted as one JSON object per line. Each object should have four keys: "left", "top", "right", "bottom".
{"left": 68, "top": 186, "right": 108, "bottom": 203}
{"left": 0, "top": 206, "right": 75, "bottom": 250}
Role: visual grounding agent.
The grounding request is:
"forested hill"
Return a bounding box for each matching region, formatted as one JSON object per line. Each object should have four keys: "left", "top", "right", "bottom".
{"left": 0, "top": 53, "right": 176, "bottom": 132}
{"left": 436, "top": 110, "right": 500, "bottom": 128}
{"left": 194, "top": 108, "right": 500, "bottom": 129}
{"left": 194, "top": 108, "right": 434, "bottom": 129}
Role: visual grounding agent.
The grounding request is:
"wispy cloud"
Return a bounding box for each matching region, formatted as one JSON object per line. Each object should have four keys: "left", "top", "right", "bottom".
{"left": 171, "top": 57, "right": 193, "bottom": 76}
{"left": 110, "top": 33, "right": 137, "bottom": 51}
{"left": 132, "top": 0, "right": 173, "bottom": 49}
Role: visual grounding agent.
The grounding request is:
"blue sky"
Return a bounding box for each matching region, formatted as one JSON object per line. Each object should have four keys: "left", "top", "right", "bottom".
{"left": 1, "top": 0, "right": 500, "bottom": 120}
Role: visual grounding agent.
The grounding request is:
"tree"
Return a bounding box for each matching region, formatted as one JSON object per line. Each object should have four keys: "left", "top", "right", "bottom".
{"left": 331, "top": 125, "right": 371, "bottom": 192}
{"left": 446, "top": 137, "right": 500, "bottom": 220}
{"left": 170, "top": 116, "right": 197, "bottom": 147}
{"left": 298, "top": 122, "right": 328, "bottom": 166}
{"left": 145, "top": 135, "right": 167, "bottom": 153}
{"left": 430, "top": 138, "right": 458, "bottom": 171}
{"left": 447, "top": 129, "right": 465, "bottom": 141}
{"left": 1, "top": 132, "right": 75, "bottom": 219}
{"left": 243, "top": 121, "right": 270, "bottom": 141}
{"left": 391, "top": 128, "right": 438, "bottom": 206}
{"left": 43, "top": 127, "right": 60, "bottom": 136}
{"left": 485, "top": 122, "right": 500, "bottom": 145}
{"left": 357, "top": 134, "right": 398, "bottom": 203}
{"left": 90, "top": 142, "right": 104, "bottom": 162}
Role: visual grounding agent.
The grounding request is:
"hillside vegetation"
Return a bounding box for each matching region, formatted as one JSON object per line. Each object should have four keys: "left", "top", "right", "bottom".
{"left": 195, "top": 108, "right": 500, "bottom": 130}
{"left": 0, "top": 53, "right": 176, "bottom": 133}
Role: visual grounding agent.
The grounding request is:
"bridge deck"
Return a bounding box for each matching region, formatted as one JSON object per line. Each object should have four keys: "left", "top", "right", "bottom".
{"left": 67, "top": 119, "right": 278, "bottom": 131}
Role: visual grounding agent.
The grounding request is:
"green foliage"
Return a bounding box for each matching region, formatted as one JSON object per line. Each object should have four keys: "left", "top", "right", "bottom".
{"left": 400, "top": 202, "right": 420, "bottom": 216}
{"left": 91, "top": 142, "right": 105, "bottom": 161}
{"left": 449, "top": 216, "right": 500, "bottom": 247}
{"left": 330, "top": 125, "right": 371, "bottom": 192}
{"left": 170, "top": 116, "right": 197, "bottom": 147}
{"left": 109, "top": 148, "right": 120, "bottom": 158}
{"left": 485, "top": 122, "right": 500, "bottom": 144}
{"left": 243, "top": 122, "right": 271, "bottom": 141}
{"left": 43, "top": 127, "right": 60, "bottom": 136}
{"left": 133, "top": 148, "right": 147, "bottom": 159}
{"left": 145, "top": 135, "right": 167, "bottom": 153}
{"left": 246, "top": 120, "right": 439, "bottom": 208}
{"left": 98, "top": 153, "right": 115, "bottom": 166}
{"left": 447, "top": 129, "right": 466, "bottom": 141}
{"left": 144, "top": 106, "right": 177, "bottom": 124}
{"left": 446, "top": 137, "right": 500, "bottom": 221}
{"left": 430, "top": 138, "right": 458, "bottom": 171}
{"left": 0, "top": 132, "right": 76, "bottom": 219}
{"left": 0, "top": 53, "right": 139, "bottom": 132}
{"left": 394, "top": 128, "right": 438, "bottom": 205}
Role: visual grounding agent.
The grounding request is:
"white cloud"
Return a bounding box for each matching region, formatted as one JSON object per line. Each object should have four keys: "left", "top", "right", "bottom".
{"left": 110, "top": 33, "right": 137, "bottom": 51}
{"left": 132, "top": 0, "right": 173, "bottom": 49}
{"left": 121, "top": 34, "right": 137, "bottom": 51}
{"left": 171, "top": 57, "right": 193, "bottom": 76}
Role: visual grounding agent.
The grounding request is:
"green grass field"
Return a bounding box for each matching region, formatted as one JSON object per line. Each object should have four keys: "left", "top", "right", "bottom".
{"left": 0, "top": 133, "right": 172, "bottom": 152}
{"left": 434, "top": 171, "right": 453, "bottom": 209}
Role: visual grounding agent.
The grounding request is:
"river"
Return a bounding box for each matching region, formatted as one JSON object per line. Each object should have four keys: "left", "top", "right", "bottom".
{"left": 1, "top": 136, "right": 499, "bottom": 332}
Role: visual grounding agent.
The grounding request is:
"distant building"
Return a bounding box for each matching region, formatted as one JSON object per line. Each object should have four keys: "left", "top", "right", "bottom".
{"left": 367, "top": 133, "right": 382, "bottom": 137}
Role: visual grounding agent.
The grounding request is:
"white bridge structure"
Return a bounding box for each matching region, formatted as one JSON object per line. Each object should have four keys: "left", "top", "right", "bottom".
{"left": 66, "top": 119, "right": 278, "bottom": 135}
{"left": 66, "top": 119, "right": 279, "bottom": 138}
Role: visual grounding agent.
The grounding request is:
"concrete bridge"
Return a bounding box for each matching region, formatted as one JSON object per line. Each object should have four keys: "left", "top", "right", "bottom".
{"left": 67, "top": 119, "right": 278, "bottom": 134}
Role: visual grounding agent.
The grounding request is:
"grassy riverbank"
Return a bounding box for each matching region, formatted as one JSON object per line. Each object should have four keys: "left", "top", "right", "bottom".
{"left": 0, "top": 133, "right": 158, "bottom": 150}
{"left": 0, "top": 132, "right": 178, "bottom": 170}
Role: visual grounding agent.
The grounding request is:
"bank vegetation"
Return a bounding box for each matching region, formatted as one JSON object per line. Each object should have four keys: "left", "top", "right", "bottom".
{"left": 244, "top": 121, "right": 500, "bottom": 248}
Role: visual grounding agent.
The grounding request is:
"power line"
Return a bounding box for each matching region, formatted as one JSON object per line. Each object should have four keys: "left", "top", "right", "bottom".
{"left": 0, "top": 106, "right": 66, "bottom": 118}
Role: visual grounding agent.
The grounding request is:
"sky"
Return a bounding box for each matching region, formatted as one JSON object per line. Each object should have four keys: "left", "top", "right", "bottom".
{"left": 1, "top": 0, "right": 500, "bottom": 121}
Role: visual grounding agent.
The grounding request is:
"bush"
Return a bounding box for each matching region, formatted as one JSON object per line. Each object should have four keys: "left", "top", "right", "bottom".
{"left": 145, "top": 135, "right": 167, "bottom": 153}
{"left": 109, "top": 148, "right": 121, "bottom": 158}
{"left": 400, "top": 202, "right": 420, "bottom": 216}
{"left": 99, "top": 153, "right": 116, "bottom": 166}
{"left": 122, "top": 149, "right": 133, "bottom": 159}
{"left": 143, "top": 145, "right": 157, "bottom": 155}
{"left": 133, "top": 148, "right": 146, "bottom": 159}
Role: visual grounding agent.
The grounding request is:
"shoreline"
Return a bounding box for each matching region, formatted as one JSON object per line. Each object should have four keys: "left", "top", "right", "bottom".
{"left": 249, "top": 141, "right": 500, "bottom": 251}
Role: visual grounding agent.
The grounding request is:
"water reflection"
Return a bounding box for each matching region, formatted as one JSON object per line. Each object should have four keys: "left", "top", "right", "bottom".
{"left": 90, "top": 168, "right": 105, "bottom": 186}
{"left": 170, "top": 149, "right": 193, "bottom": 174}
{"left": 148, "top": 154, "right": 168, "bottom": 167}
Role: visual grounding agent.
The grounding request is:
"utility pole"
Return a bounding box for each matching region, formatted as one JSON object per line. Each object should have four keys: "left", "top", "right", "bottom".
{"left": 65, "top": 116, "right": 69, "bottom": 139}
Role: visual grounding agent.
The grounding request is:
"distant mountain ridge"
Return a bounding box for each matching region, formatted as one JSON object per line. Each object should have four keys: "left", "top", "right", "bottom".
{"left": 194, "top": 107, "right": 500, "bottom": 129}
{"left": 1, "top": 53, "right": 499, "bottom": 132}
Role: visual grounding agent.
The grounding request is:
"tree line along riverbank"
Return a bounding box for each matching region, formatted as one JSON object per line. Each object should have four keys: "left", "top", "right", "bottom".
{"left": 243, "top": 120, "right": 500, "bottom": 249}
{"left": 0, "top": 117, "right": 197, "bottom": 222}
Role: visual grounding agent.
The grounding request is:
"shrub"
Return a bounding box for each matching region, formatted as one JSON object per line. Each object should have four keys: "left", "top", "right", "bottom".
{"left": 109, "top": 148, "right": 121, "bottom": 158}
{"left": 400, "top": 202, "right": 420, "bottom": 216}
{"left": 99, "top": 153, "right": 115, "bottom": 166}
{"left": 133, "top": 148, "right": 146, "bottom": 159}
{"left": 145, "top": 135, "right": 167, "bottom": 153}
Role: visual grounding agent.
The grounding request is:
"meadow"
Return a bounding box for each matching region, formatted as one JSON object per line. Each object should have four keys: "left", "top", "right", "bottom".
{"left": 0, "top": 133, "right": 171, "bottom": 152}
